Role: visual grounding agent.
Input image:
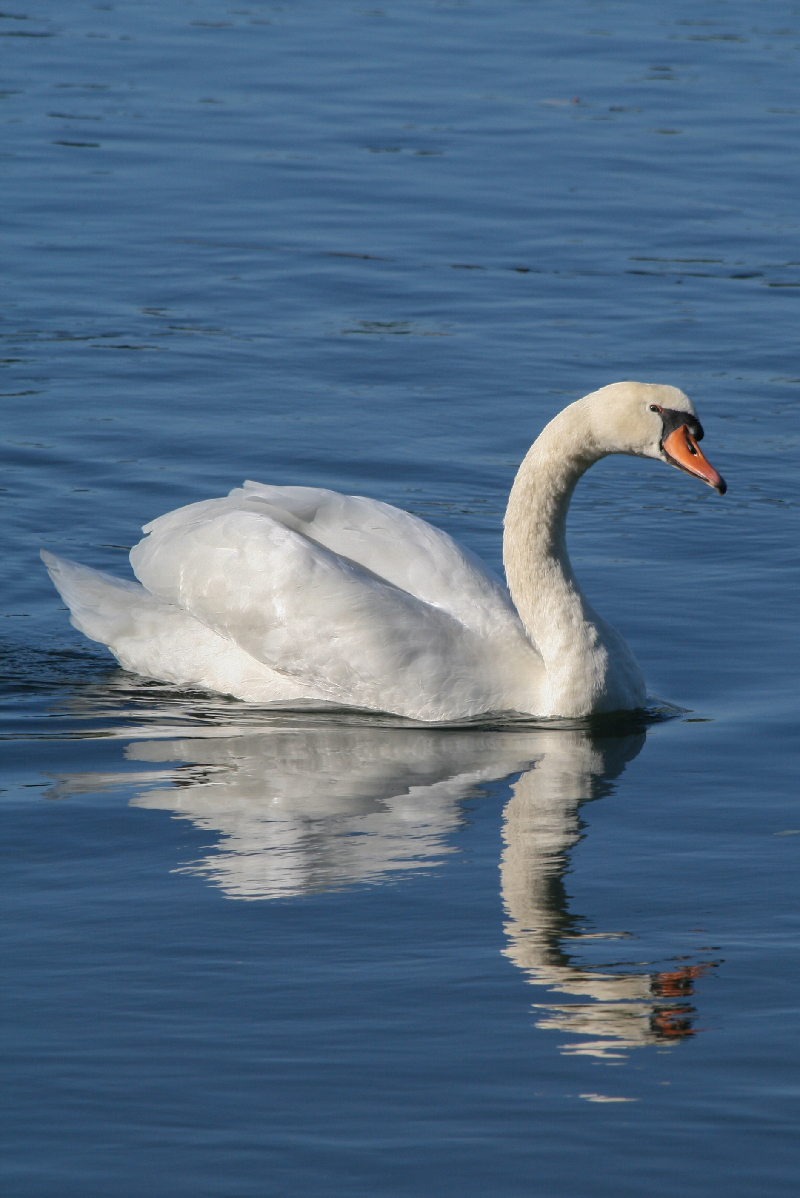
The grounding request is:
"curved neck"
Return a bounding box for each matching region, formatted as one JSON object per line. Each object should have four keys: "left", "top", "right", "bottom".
{"left": 502, "top": 407, "right": 645, "bottom": 716}
{"left": 503, "top": 408, "right": 599, "bottom": 661}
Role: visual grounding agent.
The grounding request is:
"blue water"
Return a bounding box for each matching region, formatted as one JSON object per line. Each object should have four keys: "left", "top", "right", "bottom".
{"left": 2, "top": 1, "right": 800, "bottom": 1193}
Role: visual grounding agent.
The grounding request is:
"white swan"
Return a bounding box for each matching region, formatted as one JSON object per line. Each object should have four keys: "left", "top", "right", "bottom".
{"left": 42, "top": 381, "right": 725, "bottom": 721}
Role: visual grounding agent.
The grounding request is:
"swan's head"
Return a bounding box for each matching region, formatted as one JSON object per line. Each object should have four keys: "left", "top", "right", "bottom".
{"left": 586, "top": 381, "right": 726, "bottom": 494}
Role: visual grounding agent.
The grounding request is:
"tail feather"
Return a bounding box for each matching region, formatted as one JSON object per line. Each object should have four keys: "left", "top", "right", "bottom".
{"left": 40, "top": 550, "right": 154, "bottom": 645}
{"left": 40, "top": 550, "right": 310, "bottom": 702}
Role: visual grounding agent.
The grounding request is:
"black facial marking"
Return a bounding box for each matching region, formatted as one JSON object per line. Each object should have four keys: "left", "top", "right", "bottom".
{"left": 660, "top": 407, "right": 704, "bottom": 444}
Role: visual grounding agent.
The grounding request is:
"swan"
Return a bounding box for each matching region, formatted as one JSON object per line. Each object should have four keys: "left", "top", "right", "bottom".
{"left": 42, "top": 381, "right": 725, "bottom": 721}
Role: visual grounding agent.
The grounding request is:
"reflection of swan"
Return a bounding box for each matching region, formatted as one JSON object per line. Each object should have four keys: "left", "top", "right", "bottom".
{"left": 125, "top": 729, "right": 540, "bottom": 898}
{"left": 47, "top": 720, "right": 715, "bottom": 1059}
{"left": 42, "top": 382, "right": 725, "bottom": 721}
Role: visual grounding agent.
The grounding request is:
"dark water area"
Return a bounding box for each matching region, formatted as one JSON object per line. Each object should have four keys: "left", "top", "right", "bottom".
{"left": 2, "top": 1, "right": 799, "bottom": 1194}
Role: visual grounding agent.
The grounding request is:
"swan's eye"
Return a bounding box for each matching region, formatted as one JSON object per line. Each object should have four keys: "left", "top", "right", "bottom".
{"left": 650, "top": 404, "right": 662, "bottom": 413}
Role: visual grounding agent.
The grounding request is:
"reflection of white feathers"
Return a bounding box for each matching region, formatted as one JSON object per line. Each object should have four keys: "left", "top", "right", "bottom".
{"left": 128, "top": 729, "right": 538, "bottom": 899}
{"left": 51, "top": 721, "right": 701, "bottom": 1058}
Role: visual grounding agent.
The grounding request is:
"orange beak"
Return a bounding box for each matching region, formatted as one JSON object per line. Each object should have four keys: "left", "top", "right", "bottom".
{"left": 662, "top": 425, "right": 726, "bottom": 495}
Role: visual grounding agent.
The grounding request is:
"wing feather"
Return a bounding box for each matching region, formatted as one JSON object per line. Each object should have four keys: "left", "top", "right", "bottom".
{"left": 130, "top": 492, "right": 541, "bottom": 719}
{"left": 145, "top": 482, "right": 525, "bottom": 641}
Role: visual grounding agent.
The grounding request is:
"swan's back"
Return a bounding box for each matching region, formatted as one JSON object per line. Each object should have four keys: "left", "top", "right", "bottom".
{"left": 137, "top": 482, "right": 522, "bottom": 639}
{"left": 47, "top": 484, "right": 544, "bottom": 721}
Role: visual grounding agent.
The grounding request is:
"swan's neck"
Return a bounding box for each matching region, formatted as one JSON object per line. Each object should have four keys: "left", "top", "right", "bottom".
{"left": 502, "top": 408, "right": 645, "bottom": 716}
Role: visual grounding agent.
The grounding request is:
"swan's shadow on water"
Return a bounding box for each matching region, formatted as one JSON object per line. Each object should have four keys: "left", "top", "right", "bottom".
{"left": 46, "top": 670, "right": 714, "bottom": 1062}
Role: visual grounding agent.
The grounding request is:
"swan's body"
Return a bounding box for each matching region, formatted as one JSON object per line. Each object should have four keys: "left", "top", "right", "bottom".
{"left": 43, "top": 382, "right": 725, "bottom": 721}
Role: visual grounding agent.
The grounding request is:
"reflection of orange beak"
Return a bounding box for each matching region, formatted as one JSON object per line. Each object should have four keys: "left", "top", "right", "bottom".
{"left": 663, "top": 426, "right": 726, "bottom": 494}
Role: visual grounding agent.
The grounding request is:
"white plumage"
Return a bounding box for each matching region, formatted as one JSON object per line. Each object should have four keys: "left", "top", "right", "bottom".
{"left": 42, "top": 381, "right": 724, "bottom": 721}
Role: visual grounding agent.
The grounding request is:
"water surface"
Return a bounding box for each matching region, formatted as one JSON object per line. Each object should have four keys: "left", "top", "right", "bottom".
{"left": 2, "top": 2, "right": 799, "bottom": 1195}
